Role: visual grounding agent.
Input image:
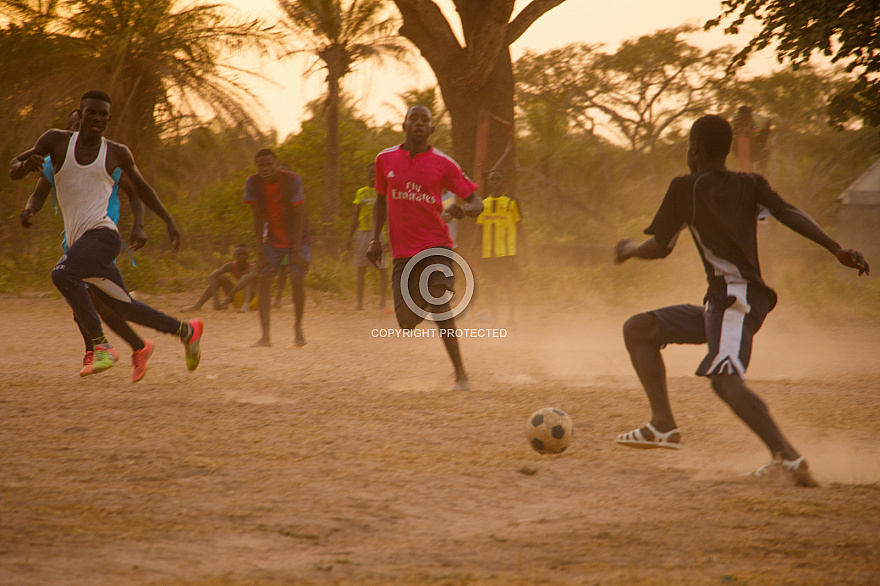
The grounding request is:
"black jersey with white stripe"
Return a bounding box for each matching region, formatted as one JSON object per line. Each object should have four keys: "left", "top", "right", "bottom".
{"left": 644, "top": 170, "right": 791, "bottom": 293}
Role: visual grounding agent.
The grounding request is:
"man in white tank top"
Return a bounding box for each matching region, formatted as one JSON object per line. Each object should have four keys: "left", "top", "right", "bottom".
{"left": 10, "top": 90, "right": 205, "bottom": 378}
{"left": 19, "top": 109, "right": 157, "bottom": 382}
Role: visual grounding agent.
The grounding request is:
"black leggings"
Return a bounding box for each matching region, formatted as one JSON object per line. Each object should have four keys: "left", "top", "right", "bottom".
{"left": 51, "top": 228, "right": 181, "bottom": 341}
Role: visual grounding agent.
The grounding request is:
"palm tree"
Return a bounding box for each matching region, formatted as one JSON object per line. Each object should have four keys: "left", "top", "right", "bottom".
{"left": 277, "top": 0, "right": 409, "bottom": 234}
{"left": 0, "top": 0, "right": 276, "bottom": 168}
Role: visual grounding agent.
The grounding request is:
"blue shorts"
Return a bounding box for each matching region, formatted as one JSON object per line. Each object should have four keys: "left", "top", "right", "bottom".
{"left": 651, "top": 283, "right": 773, "bottom": 378}
{"left": 263, "top": 244, "right": 311, "bottom": 274}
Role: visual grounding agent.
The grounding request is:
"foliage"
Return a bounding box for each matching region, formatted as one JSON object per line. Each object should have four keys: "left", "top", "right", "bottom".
{"left": 391, "top": 0, "right": 567, "bottom": 175}
{"left": 709, "top": 0, "right": 880, "bottom": 127}
{"left": 0, "top": 0, "right": 277, "bottom": 167}
{"left": 277, "top": 0, "right": 410, "bottom": 225}
{"left": 516, "top": 28, "right": 733, "bottom": 155}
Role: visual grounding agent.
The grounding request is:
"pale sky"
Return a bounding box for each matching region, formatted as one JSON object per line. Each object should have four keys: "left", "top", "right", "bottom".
{"left": 231, "top": 0, "right": 775, "bottom": 139}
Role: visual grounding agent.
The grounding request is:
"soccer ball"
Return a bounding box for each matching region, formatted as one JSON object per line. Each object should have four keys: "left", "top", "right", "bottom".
{"left": 526, "top": 408, "right": 573, "bottom": 454}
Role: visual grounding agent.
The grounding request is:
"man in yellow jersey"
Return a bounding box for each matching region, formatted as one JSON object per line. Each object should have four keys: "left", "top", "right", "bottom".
{"left": 476, "top": 169, "right": 526, "bottom": 327}
{"left": 347, "top": 162, "right": 388, "bottom": 310}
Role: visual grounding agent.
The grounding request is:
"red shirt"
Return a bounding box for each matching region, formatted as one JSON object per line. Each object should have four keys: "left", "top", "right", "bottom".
{"left": 375, "top": 145, "right": 478, "bottom": 259}
{"left": 263, "top": 181, "right": 290, "bottom": 248}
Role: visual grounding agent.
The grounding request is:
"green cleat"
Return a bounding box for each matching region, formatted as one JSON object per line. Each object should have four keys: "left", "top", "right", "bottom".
{"left": 184, "top": 318, "right": 204, "bottom": 371}
{"left": 81, "top": 345, "right": 118, "bottom": 376}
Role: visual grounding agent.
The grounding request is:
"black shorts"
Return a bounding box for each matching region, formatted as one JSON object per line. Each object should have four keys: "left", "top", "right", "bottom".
{"left": 55, "top": 227, "right": 131, "bottom": 302}
{"left": 392, "top": 248, "right": 455, "bottom": 322}
{"left": 651, "top": 283, "right": 773, "bottom": 378}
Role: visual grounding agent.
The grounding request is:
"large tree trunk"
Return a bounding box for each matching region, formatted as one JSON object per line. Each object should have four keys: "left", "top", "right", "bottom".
{"left": 437, "top": 51, "right": 516, "bottom": 259}
{"left": 393, "top": 0, "right": 565, "bottom": 258}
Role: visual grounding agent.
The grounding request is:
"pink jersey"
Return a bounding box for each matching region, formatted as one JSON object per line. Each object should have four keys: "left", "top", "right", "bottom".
{"left": 375, "top": 145, "right": 478, "bottom": 259}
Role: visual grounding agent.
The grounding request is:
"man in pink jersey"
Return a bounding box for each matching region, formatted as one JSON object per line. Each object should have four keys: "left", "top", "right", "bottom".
{"left": 368, "top": 105, "right": 484, "bottom": 391}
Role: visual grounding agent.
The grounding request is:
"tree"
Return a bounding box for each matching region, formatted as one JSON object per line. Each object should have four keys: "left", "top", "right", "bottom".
{"left": 391, "top": 0, "right": 567, "bottom": 178}
{"left": 590, "top": 27, "right": 733, "bottom": 153}
{"left": 718, "top": 65, "right": 849, "bottom": 136}
{"left": 515, "top": 44, "right": 601, "bottom": 157}
{"left": 709, "top": 0, "right": 880, "bottom": 127}
{"left": 0, "top": 0, "right": 275, "bottom": 165}
{"left": 515, "top": 29, "right": 733, "bottom": 154}
{"left": 277, "top": 0, "right": 410, "bottom": 233}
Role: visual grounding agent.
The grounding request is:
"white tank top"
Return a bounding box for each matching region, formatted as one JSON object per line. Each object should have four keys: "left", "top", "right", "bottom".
{"left": 54, "top": 132, "right": 118, "bottom": 247}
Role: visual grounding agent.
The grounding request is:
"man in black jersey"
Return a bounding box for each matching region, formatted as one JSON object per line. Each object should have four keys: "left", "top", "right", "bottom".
{"left": 613, "top": 114, "right": 869, "bottom": 487}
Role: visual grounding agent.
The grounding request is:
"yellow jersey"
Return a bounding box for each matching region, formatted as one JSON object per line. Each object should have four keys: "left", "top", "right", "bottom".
{"left": 353, "top": 186, "right": 378, "bottom": 232}
{"left": 477, "top": 194, "right": 521, "bottom": 258}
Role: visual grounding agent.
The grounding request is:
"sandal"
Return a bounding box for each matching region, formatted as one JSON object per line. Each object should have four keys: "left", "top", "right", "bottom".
{"left": 616, "top": 422, "right": 681, "bottom": 450}
{"left": 751, "top": 456, "right": 818, "bottom": 487}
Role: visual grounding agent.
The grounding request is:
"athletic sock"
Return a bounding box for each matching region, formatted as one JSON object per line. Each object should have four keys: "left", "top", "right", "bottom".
{"left": 176, "top": 321, "right": 193, "bottom": 342}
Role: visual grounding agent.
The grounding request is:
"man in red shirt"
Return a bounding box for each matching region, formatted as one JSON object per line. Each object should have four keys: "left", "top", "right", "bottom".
{"left": 368, "top": 105, "right": 484, "bottom": 390}
{"left": 244, "top": 149, "right": 310, "bottom": 347}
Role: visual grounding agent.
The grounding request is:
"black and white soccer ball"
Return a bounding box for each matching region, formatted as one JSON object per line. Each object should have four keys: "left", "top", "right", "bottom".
{"left": 526, "top": 408, "right": 573, "bottom": 454}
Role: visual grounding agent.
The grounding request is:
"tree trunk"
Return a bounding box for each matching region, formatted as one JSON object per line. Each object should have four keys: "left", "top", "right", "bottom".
{"left": 393, "top": 0, "right": 564, "bottom": 176}
{"left": 392, "top": 0, "right": 565, "bottom": 258}
{"left": 324, "top": 72, "right": 342, "bottom": 237}
{"left": 437, "top": 51, "right": 516, "bottom": 259}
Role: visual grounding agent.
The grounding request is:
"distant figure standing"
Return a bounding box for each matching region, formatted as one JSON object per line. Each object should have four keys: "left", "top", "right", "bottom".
{"left": 614, "top": 114, "right": 869, "bottom": 487}
{"left": 347, "top": 162, "right": 388, "bottom": 310}
{"left": 476, "top": 169, "right": 526, "bottom": 328}
{"left": 244, "top": 149, "right": 310, "bottom": 347}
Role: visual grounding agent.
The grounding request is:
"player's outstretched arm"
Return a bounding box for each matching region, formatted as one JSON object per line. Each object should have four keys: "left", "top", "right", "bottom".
{"left": 120, "top": 173, "right": 147, "bottom": 251}
{"left": 20, "top": 176, "right": 53, "bottom": 228}
{"left": 615, "top": 236, "right": 669, "bottom": 263}
{"left": 774, "top": 207, "right": 870, "bottom": 276}
{"left": 10, "top": 130, "right": 61, "bottom": 180}
{"left": 115, "top": 144, "right": 180, "bottom": 251}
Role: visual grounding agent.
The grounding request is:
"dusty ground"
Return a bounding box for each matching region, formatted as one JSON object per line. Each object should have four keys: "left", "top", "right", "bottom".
{"left": 1, "top": 288, "right": 879, "bottom": 585}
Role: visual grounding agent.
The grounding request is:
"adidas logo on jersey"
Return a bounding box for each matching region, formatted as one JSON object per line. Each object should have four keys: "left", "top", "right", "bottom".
{"left": 387, "top": 171, "right": 395, "bottom": 178}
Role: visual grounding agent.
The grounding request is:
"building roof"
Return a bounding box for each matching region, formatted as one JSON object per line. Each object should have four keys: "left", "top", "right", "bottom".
{"left": 839, "top": 157, "right": 880, "bottom": 205}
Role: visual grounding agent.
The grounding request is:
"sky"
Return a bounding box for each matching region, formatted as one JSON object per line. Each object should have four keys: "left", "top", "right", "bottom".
{"left": 231, "top": 0, "right": 777, "bottom": 139}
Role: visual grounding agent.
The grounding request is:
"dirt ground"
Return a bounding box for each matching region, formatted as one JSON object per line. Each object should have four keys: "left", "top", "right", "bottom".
{"left": 1, "top": 288, "right": 879, "bottom": 585}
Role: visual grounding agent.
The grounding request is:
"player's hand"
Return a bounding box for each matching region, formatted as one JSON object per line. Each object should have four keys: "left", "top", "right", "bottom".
{"left": 291, "top": 252, "right": 309, "bottom": 273}
{"left": 446, "top": 203, "right": 466, "bottom": 220}
{"left": 834, "top": 248, "right": 870, "bottom": 276}
{"left": 129, "top": 225, "right": 147, "bottom": 251}
{"left": 614, "top": 239, "right": 636, "bottom": 263}
{"left": 366, "top": 238, "right": 383, "bottom": 268}
{"left": 257, "top": 250, "right": 268, "bottom": 270}
{"left": 20, "top": 154, "right": 45, "bottom": 175}
{"left": 19, "top": 208, "right": 34, "bottom": 228}
{"left": 166, "top": 221, "right": 181, "bottom": 253}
